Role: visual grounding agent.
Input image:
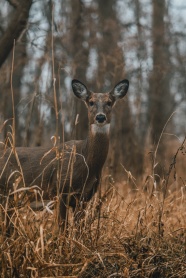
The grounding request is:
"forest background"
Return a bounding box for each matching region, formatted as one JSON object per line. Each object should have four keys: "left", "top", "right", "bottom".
{"left": 0, "top": 0, "right": 186, "bottom": 183}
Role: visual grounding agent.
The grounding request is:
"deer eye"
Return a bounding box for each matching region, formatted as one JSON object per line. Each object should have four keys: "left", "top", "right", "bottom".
{"left": 107, "top": 101, "right": 112, "bottom": 107}
{"left": 89, "top": 101, "right": 94, "bottom": 107}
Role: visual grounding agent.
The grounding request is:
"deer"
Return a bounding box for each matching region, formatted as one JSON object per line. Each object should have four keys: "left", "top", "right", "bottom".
{"left": 0, "top": 79, "right": 129, "bottom": 229}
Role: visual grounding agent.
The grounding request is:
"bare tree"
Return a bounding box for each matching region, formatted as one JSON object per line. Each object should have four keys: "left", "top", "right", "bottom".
{"left": 0, "top": 0, "right": 33, "bottom": 147}
{"left": 69, "top": 0, "right": 90, "bottom": 140}
{"left": 0, "top": 0, "right": 32, "bottom": 68}
{"left": 148, "top": 0, "right": 174, "bottom": 178}
{"left": 95, "top": 0, "right": 143, "bottom": 178}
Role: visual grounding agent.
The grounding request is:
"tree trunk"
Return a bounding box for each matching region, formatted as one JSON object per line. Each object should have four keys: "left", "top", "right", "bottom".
{"left": 96, "top": 0, "right": 143, "bottom": 179}
{"left": 0, "top": 0, "right": 32, "bottom": 68}
{"left": 148, "top": 0, "right": 174, "bottom": 178}
{"left": 69, "top": 0, "right": 89, "bottom": 140}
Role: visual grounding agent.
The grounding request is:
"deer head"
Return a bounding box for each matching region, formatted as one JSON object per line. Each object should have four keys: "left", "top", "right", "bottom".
{"left": 71, "top": 79, "right": 129, "bottom": 134}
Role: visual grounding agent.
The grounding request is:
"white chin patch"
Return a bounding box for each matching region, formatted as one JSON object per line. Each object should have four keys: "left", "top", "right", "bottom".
{"left": 91, "top": 124, "right": 110, "bottom": 135}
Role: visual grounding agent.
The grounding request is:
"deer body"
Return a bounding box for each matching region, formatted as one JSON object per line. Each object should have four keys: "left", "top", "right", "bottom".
{"left": 0, "top": 79, "right": 129, "bottom": 225}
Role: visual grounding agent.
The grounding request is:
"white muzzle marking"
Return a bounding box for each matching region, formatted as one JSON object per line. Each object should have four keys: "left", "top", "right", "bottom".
{"left": 91, "top": 123, "right": 110, "bottom": 136}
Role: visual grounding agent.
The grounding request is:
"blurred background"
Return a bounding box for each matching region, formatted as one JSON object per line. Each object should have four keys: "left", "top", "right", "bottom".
{"left": 0, "top": 0, "right": 185, "bottom": 182}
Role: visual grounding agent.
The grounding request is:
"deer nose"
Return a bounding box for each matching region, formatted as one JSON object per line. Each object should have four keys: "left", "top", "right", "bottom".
{"left": 95, "top": 113, "right": 106, "bottom": 123}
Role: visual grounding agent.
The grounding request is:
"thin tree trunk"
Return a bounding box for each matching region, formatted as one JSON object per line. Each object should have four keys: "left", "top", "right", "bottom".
{"left": 148, "top": 0, "right": 173, "bottom": 178}
{"left": 70, "top": 0, "right": 89, "bottom": 140}
{"left": 96, "top": 0, "right": 143, "bottom": 178}
{"left": 0, "top": 0, "right": 32, "bottom": 68}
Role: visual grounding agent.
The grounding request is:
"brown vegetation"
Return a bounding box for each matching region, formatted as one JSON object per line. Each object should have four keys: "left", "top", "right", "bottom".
{"left": 0, "top": 137, "right": 186, "bottom": 277}
{"left": 0, "top": 0, "right": 186, "bottom": 277}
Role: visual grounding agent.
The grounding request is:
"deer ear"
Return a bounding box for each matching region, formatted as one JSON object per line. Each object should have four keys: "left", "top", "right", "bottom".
{"left": 111, "top": 79, "right": 129, "bottom": 100}
{"left": 71, "top": 79, "right": 90, "bottom": 100}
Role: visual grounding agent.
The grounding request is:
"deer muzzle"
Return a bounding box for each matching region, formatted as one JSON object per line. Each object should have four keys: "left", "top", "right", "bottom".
{"left": 95, "top": 113, "right": 107, "bottom": 124}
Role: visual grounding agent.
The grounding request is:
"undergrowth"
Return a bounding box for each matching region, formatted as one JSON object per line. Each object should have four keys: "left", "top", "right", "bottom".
{"left": 0, "top": 137, "right": 186, "bottom": 278}
{"left": 1, "top": 177, "right": 186, "bottom": 277}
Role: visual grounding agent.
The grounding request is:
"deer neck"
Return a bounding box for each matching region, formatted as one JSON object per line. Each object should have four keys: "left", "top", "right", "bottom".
{"left": 83, "top": 123, "right": 110, "bottom": 173}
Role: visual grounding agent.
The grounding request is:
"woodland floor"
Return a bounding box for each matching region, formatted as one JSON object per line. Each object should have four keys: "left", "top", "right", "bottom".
{"left": 0, "top": 140, "right": 186, "bottom": 277}
{"left": 0, "top": 177, "right": 186, "bottom": 278}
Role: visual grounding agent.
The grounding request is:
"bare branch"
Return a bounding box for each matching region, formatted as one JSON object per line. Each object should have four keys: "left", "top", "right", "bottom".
{"left": 0, "top": 0, "right": 33, "bottom": 67}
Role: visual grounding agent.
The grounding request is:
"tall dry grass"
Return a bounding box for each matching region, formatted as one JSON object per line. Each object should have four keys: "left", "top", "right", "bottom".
{"left": 0, "top": 136, "right": 186, "bottom": 278}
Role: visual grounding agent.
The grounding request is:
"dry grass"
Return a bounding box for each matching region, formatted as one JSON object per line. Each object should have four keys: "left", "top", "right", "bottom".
{"left": 1, "top": 146, "right": 186, "bottom": 278}
{"left": 0, "top": 135, "right": 185, "bottom": 278}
